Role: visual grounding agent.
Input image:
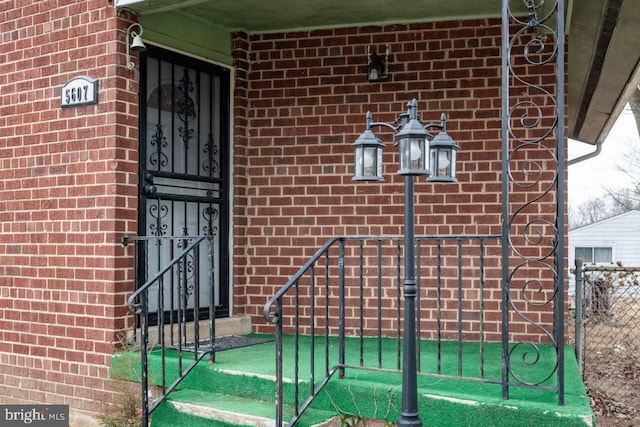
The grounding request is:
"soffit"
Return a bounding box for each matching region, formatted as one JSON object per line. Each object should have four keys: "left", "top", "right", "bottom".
{"left": 115, "top": 0, "right": 527, "bottom": 32}
{"left": 568, "top": 0, "right": 640, "bottom": 144}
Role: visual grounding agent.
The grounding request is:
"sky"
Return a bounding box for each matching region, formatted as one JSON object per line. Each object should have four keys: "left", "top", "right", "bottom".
{"left": 568, "top": 105, "right": 640, "bottom": 207}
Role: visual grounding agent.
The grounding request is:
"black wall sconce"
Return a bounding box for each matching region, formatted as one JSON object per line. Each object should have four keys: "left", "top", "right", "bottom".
{"left": 367, "top": 45, "right": 389, "bottom": 82}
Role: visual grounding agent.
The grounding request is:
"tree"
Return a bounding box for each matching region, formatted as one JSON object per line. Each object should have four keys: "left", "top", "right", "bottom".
{"left": 570, "top": 86, "right": 640, "bottom": 229}
{"left": 569, "top": 197, "right": 619, "bottom": 229}
{"left": 630, "top": 86, "right": 640, "bottom": 128}
{"left": 606, "top": 86, "right": 640, "bottom": 212}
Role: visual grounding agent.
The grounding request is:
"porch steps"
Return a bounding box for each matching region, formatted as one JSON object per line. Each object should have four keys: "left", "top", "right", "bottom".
{"left": 146, "top": 337, "right": 339, "bottom": 427}
{"left": 128, "top": 334, "right": 595, "bottom": 426}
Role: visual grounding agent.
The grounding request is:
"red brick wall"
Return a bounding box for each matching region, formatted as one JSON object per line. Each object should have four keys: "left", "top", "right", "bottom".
{"left": 233, "top": 20, "right": 567, "bottom": 342}
{"left": 0, "top": 0, "right": 138, "bottom": 416}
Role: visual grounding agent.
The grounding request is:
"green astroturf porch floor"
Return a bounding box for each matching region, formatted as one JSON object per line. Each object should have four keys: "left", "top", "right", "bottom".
{"left": 137, "top": 335, "right": 595, "bottom": 426}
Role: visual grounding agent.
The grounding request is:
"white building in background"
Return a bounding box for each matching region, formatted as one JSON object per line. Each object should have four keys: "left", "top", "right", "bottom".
{"left": 568, "top": 210, "right": 640, "bottom": 294}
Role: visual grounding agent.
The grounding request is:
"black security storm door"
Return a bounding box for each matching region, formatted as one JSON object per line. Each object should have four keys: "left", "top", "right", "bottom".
{"left": 139, "top": 46, "right": 230, "bottom": 322}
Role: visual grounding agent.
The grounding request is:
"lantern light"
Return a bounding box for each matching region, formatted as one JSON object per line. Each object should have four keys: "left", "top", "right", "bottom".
{"left": 367, "top": 45, "right": 389, "bottom": 82}
{"left": 396, "top": 100, "right": 429, "bottom": 176}
{"left": 427, "top": 114, "right": 459, "bottom": 182}
{"left": 352, "top": 112, "right": 385, "bottom": 181}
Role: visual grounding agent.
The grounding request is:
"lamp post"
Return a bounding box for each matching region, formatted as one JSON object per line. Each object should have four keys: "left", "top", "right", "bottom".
{"left": 352, "top": 99, "right": 458, "bottom": 427}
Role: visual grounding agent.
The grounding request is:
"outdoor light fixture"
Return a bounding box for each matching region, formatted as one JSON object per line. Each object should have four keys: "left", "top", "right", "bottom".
{"left": 352, "top": 99, "right": 458, "bottom": 181}
{"left": 352, "top": 99, "right": 458, "bottom": 427}
{"left": 427, "top": 114, "right": 458, "bottom": 182}
{"left": 352, "top": 113, "right": 385, "bottom": 181}
{"left": 396, "top": 108, "right": 429, "bottom": 176}
{"left": 367, "top": 45, "right": 389, "bottom": 82}
{"left": 126, "top": 23, "right": 146, "bottom": 70}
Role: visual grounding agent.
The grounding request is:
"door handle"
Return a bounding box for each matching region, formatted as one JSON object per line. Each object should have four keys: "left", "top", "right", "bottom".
{"left": 143, "top": 184, "right": 157, "bottom": 195}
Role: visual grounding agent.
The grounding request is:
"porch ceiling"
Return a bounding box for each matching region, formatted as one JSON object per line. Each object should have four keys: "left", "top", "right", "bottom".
{"left": 115, "top": 0, "right": 529, "bottom": 32}
{"left": 116, "top": 0, "right": 640, "bottom": 146}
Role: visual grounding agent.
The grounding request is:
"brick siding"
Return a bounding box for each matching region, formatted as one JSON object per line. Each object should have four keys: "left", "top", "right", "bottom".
{"left": 0, "top": 0, "right": 139, "bottom": 417}
{"left": 232, "top": 20, "right": 567, "bottom": 342}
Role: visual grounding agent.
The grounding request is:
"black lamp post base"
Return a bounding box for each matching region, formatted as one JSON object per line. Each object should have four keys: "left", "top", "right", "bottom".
{"left": 397, "top": 413, "right": 422, "bottom": 427}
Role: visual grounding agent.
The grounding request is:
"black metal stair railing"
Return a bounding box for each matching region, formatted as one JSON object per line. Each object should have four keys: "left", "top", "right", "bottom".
{"left": 263, "top": 235, "right": 502, "bottom": 426}
{"left": 123, "top": 235, "right": 216, "bottom": 427}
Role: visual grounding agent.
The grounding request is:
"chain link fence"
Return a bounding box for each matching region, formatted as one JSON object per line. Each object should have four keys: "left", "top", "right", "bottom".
{"left": 573, "top": 262, "right": 640, "bottom": 423}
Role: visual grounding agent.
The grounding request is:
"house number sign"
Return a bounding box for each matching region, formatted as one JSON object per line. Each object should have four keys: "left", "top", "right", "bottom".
{"left": 61, "top": 75, "right": 99, "bottom": 108}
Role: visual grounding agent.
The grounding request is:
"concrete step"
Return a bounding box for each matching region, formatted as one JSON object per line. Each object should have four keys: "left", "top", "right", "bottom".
{"left": 127, "top": 315, "right": 253, "bottom": 345}
{"left": 150, "top": 389, "right": 337, "bottom": 427}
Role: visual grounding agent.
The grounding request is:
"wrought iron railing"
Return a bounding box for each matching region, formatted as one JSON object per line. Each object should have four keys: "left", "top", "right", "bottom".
{"left": 123, "top": 235, "right": 216, "bottom": 427}
{"left": 264, "top": 235, "right": 513, "bottom": 426}
{"left": 502, "top": 0, "right": 566, "bottom": 406}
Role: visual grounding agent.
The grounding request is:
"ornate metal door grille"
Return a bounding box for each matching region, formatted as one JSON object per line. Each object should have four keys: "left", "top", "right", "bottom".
{"left": 139, "top": 46, "right": 231, "bottom": 321}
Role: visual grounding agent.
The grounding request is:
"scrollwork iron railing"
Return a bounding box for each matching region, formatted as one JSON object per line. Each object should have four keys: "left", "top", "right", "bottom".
{"left": 502, "top": 0, "right": 566, "bottom": 404}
